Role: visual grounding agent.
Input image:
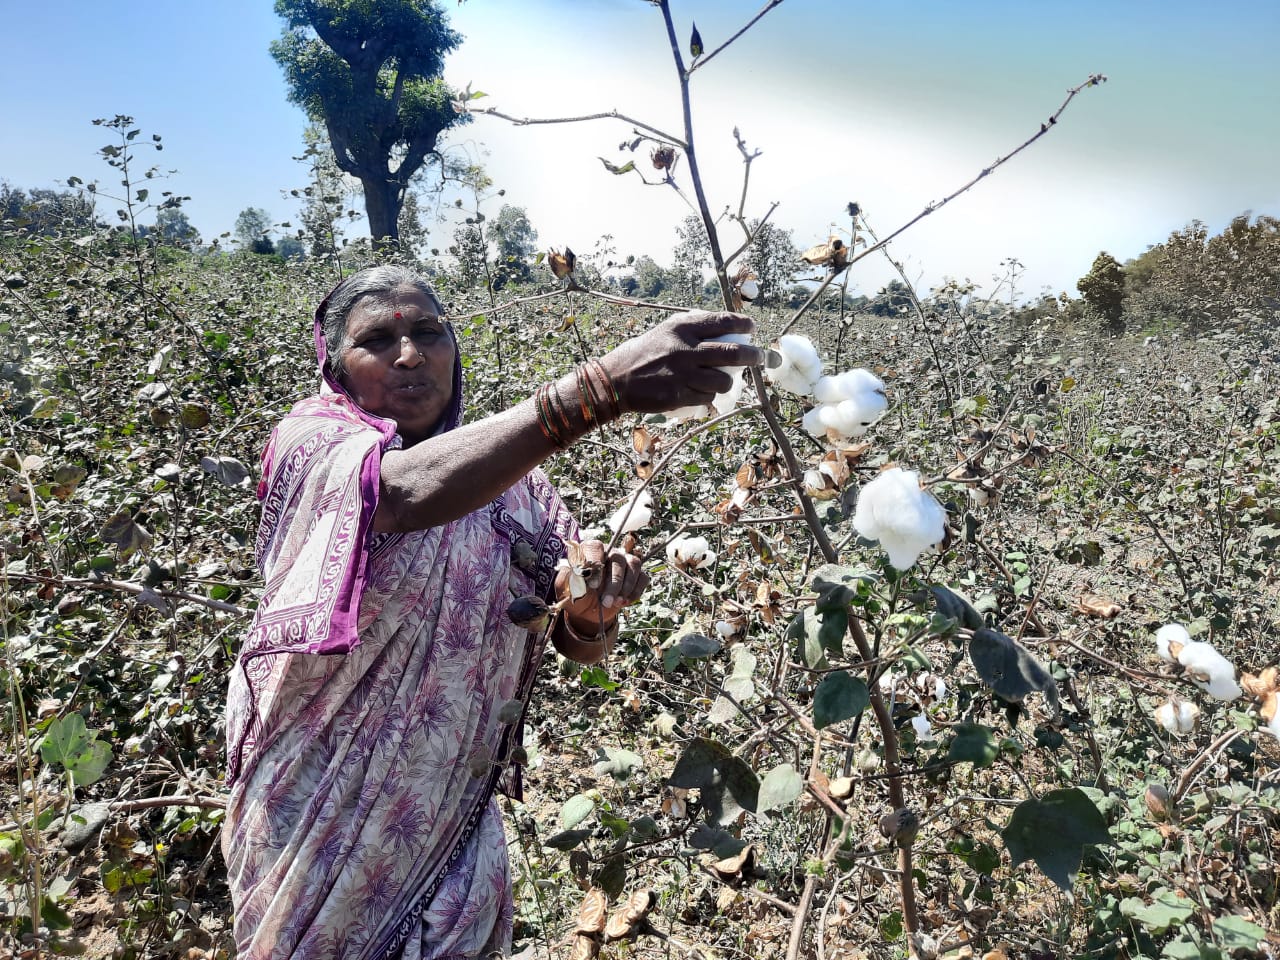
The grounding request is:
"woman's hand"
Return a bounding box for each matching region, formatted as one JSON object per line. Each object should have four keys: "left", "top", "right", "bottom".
{"left": 599, "top": 311, "right": 763, "bottom": 415}
{"left": 556, "top": 539, "right": 649, "bottom": 629}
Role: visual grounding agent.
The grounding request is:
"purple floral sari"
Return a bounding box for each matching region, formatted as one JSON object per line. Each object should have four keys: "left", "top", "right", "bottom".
{"left": 223, "top": 299, "right": 574, "bottom": 959}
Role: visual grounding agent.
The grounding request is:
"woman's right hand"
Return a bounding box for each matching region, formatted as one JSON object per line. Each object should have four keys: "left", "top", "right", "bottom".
{"left": 598, "top": 311, "right": 764, "bottom": 415}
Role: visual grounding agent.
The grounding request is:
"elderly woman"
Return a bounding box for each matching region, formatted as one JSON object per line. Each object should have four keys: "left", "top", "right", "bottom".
{"left": 223, "top": 265, "right": 760, "bottom": 959}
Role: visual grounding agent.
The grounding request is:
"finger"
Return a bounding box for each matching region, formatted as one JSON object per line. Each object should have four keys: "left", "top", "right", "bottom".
{"left": 617, "top": 557, "right": 649, "bottom": 605}
{"left": 697, "top": 341, "right": 765, "bottom": 369}
{"left": 673, "top": 311, "right": 756, "bottom": 340}
{"left": 600, "top": 551, "right": 630, "bottom": 609}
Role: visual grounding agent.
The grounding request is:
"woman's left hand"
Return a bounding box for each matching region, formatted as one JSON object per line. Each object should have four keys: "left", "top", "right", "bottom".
{"left": 557, "top": 539, "right": 649, "bottom": 629}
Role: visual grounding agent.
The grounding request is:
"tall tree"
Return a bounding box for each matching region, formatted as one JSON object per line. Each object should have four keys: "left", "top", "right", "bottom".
{"left": 271, "top": 0, "right": 469, "bottom": 249}
{"left": 234, "top": 207, "right": 276, "bottom": 255}
{"left": 1077, "top": 251, "right": 1126, "bottom": 334}
{"left": 489, "top": 204, "right": 538, "bottom": 286}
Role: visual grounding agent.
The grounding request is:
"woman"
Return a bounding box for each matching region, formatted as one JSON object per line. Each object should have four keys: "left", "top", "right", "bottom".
{"left": 223, "top": 265, "right": 760, "bottom": 959}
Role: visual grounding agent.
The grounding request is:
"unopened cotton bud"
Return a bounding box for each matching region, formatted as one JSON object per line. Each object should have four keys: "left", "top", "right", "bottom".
{"left": 1155, "top": 623, "right": 1190, "bottom": 663}
{"left": 1144, "top": 783, "right": 1173, "bottom": 821}
{"left": 507, "top": 595, "right": 551, "bottom": 632}
{"left": 878, "top": 807, "right": 920, "bottom": 848}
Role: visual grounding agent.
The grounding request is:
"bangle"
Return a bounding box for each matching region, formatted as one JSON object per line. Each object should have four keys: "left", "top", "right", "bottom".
{"left": 534, "top": 383, "right": 568, "bottom": 449}
{"left": 560, "top": 611, "right": 619, "bottom": 652}
{"left": 587, "top": 360, "right": 621, "bottom": 420}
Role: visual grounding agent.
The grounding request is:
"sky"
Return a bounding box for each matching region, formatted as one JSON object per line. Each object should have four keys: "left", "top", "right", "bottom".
{"left": 1, "top": 0, "right": 1277, "bottom": 301}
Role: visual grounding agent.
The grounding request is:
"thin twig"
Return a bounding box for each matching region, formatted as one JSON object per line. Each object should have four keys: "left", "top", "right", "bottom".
{"left": 471, "top": 106, "right": 686, "bottom": 150}
{"left": 685, "top": 0, "right": 786, "bottom": 77}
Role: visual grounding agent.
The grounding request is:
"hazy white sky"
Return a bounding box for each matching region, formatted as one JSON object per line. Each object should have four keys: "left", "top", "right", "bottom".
{"left": 2, "top": 0, "right": 1276, "bottom": 301}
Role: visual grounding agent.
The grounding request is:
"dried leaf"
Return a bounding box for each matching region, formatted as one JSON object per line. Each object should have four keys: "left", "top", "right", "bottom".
{"left": 735, "top": 462, "right": 757, "bottom": 489}
{"left": 569, "top": 933, "right": 599, "bottom": 960}
{"left": 1074, "top": 593, "right": 1122, "bottom": 619}
{"left": 800, "top": 236, "right": 848, "bottom": 268}
{"left": 576, "top": 888, "right": 608, "bottom": 934}
{"left": 1241, "top": 666, "right": 1278, "bottom": 701}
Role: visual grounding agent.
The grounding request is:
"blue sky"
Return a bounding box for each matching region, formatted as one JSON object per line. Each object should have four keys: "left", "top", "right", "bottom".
{"left": 2, "top": 0, "right": 1276, "bottom": 300}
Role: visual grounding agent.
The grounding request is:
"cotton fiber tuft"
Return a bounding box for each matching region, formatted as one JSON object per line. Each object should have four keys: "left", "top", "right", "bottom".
{"left": 852, "top": 468, "right": 947, "bottom": 571}
{"left": 765, "top": 334, "right": 823, "bottom": 397}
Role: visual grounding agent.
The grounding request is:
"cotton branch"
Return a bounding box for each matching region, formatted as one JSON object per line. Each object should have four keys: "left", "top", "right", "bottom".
{"left": 684, "top": 0, "right": 786, "bottom": 77}
{"left": 469, "top": 106, "right": 686, "bottom": 150}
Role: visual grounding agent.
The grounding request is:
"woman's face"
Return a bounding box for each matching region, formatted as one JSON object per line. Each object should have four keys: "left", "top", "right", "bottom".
{"left": 337, "top": 287, "right": 456, "bottom": 446}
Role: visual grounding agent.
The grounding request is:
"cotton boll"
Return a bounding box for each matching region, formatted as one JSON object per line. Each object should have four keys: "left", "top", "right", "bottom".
{"left": 815, "top": 369, "right": 884, "bottom": 404}
{"left": 1154, "top": 698, "right": 1200, "bottom": 736}
{"left": 739, "top": 278, "right": 760, "bottom": 301}
{"left": 666, "top": 534, "right": 716, "bottom": 569}
{"left": 853, "top": 468, "right": 948, "bottom": 571}
{"left": 802, "top": 406, "right": 827, "bottom": 438}
{"left": 877, "top": 670, "right": 900, "bottom": 694}
{"left": 1176, "top": 641, "right": 1242, "bottom": 700}
{"left": 911, "top": 714, "right": 935, "bottom": 742}
{"left": 818, "top": 392, "right": 888, "bottom": 439}
{"left": 1154, "top": 623, "right": 1190, "bottom": 663}
{"left": 608, "top": 489, "right": 654, "bottom": 534}
{"left": 766, "top": 334, "right": 823, "bottom": 396}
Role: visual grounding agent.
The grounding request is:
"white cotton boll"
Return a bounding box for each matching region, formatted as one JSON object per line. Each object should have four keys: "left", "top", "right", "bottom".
{"left": 933, "top": 676, "right": 947, "bottom": 700}
{"left": 1176, "top": 641, "right": 1242, "bottom": 700}
{"left": 766, "top": 334, "right": 823, "bottom": 396}
{"left": 715, "top": 620, "right": 737, "bottom": 638}
{"left": 911, "top": 714, "right": 935, "bottom": 742}
{"left": 1154, "top": 699, "right": 1200, "bottom": 736}
{"left": 1268, "top": 709, "right": 1280, "bottom": 740}
{"left": 818, "top": 391, "right": 888, "bottom": 439}
{"left": 666, "top": 534, "right": 716, "bottom": 569}
{"left": 802, "top": 406, "right": 827, "bottom": 438}
{"left": 853, "top": 468, "right": 948, "bottom": 571}
{"left": 739, "top": 278, "right": 760, "bottom": 301}
{"left": 608, "top": 490, "right": 654, "bottom": 534}
{"left": 1155, "top": 623, "right": 1190, "bottom": 663}
{"left": 877, "top": 670, "right": 900, "bottom": 693}
{"left": 815, "top": 369, "right": 885, "bottom": 404}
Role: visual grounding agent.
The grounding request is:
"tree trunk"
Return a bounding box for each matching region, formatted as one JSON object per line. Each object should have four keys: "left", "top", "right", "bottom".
{"left": 361, "top": 176, "right": 402, "bottom": 251}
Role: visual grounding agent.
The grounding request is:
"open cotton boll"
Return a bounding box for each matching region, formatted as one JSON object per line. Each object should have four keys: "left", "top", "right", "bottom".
{"left": 853, "top": 468, "right": 948, "bottom": 571}
{"left": 607, "top": 489, "right": 654, "bottom": 534}
{"left": 1155, "top": 623, "right": 1190, "bottom": 662}
{"left": 802, "top": 407, "right": 827, "bottom": 438}
{"left": 665, "top": 534, "right": 716, "bottom": 569}
{"left": 910, "top": 714, "right": 935, "bottom": 742}
{"left": 665, "top": 332, "right": 753, "bottom": 421}
{"left": 818, "top": 392, "right": 889, "bottom": 439}
{"left": 1176, "top": 641, "right": 1242, "bottom": 700}
{"left": 1154, "top": 698, "right": 1200, "bottom": 736}
{"left": 766, "top": 334, "right": 823, "bottom": 396}
{"left": 814, "top": 369, "right": 885, "bottom": 405}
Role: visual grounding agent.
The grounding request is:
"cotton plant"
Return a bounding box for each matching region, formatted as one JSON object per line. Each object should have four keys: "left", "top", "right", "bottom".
{"left": 852, "top": 467, "right": 948, "bottom": 571}
{"left": 665, "top": 332, "right": 754, "bottom": 421}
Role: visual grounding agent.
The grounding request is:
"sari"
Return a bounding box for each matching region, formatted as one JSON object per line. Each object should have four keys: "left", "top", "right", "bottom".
{"left": 223, "top": 301, "right": 575, "bottom": 959}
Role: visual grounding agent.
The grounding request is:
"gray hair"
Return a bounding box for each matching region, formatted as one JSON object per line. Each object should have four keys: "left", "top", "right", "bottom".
{"left": 320, "top": 265, "right": 443, "bottom": 377}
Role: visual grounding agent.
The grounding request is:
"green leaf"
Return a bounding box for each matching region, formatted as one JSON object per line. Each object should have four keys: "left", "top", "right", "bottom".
{"left": 200, "top": 455, "right": 251, "bottom": 487}
{"left": 580, "top": 665, "right": 618, "bottom": 691}
{"left": 544, "top": 828, "right": 591, "bottom": 851}
{"left": 668, "top": 737, "right": 759, "bottom": 824}
{"left": 39, "top": 715, "right": 112, "bottom": 787}
{"left": 1002, "top": 787, "right": 1111, "bottom": 890}
{"left": 811, "top": 564, "right": 876, "bottom": 610}
{"left": 596, "top": 855, "right": 626, "bottom": 899}
{"left": 788, "top": 608, "right": 827, "bottom": 670}
{"left": 1120, "top": 890, "right": 1195, "bottom": 934}
{"left": 757, "top": 763, "right": 804, "bottom": 814}
{"left": 560, "top": 793, "right": 595, "bottom": 829}
{"left": 968, "top": 627, "right": 1058, "bottom": 711}
{"left": 928, "top": 585, "right": 984, "bottom": 630}
{"left": 1211, "top": 914, "right": 1265, "bottom": 951}
{"left": 946, "top": 723, "right": 998, "bottom": 768}
{"left": 593, "top": 747, "right": 642, "bottom": 782}
{"left": 817, "top": 607, "right": 847, "bottom": 655}
{"left": 676, "top": 632, "right": 720, "bottom": 659}
{"left": 598, "top": 157, "right": 636, "bottom": 175}
{"left": 688, "top": 823, "right": 747, "bottom": 859}
{"left": 812, "top": 671, "right": 869, "bottom": 729}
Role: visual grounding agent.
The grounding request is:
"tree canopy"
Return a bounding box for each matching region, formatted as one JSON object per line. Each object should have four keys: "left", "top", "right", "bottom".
{"left": 271, "top": 0, "right": 469, "bottom": 248}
